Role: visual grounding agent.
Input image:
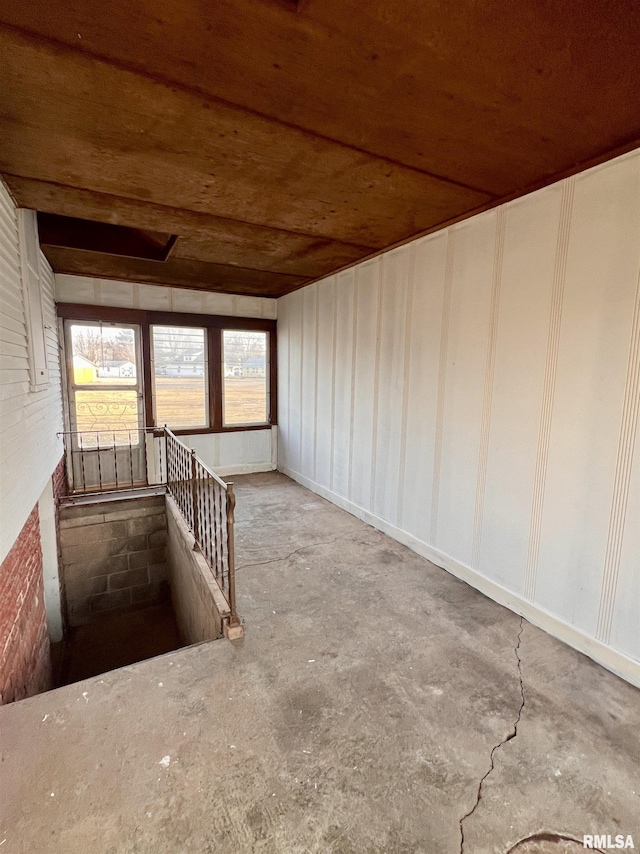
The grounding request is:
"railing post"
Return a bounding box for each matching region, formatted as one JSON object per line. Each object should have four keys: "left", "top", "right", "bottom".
{"left": 226, "top": 482, "right": 240, "bottom": 627}
{"left": 190, "top": 448, "right": 200, "bottom": 550}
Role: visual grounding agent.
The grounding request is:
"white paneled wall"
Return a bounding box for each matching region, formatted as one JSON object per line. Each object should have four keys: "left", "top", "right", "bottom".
{"left": 278, "top": 150, "right": 640, "bottom": 686}
{"left": 0, "top": 182, "right": 64, "bottom": 562}
{"left": 55, "top": 274, "right": 277, "bottom": 319}
{"left": 180, "top": 428, "right": 276, "bottom": 477}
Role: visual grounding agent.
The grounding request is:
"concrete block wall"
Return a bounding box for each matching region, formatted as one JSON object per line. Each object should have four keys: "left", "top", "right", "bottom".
{"left": 59, "top": 495, "right": 169, "bottom": 626}
{"left": 165, "top": 495, "right": 229, "bottom": 644}
{"left": 0, "top": 507, "right": 52, "bottom": 705}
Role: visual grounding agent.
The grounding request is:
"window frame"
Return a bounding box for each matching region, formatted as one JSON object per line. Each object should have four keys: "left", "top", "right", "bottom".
{"left": 222, "top": 328, "right": 270, "bottom": 429}
{"left": 151, "top": 323, "right": 210, "bottom": 431}
{"left": 57, "top": 303, "right": 277, "bottom": 435}
{"left": 63, "top": 318, "right": 144, "bottom": 447}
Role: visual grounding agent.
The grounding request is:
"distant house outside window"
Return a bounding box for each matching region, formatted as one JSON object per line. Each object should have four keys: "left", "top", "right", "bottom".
{"left": 222, "top": 330, "right": 269, "bottom": 426}
{"left": 151, "top": 325, "right": 208, "bottom": 429}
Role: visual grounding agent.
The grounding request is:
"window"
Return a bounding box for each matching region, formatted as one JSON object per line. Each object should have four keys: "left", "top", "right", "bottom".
{"left": 223, "top": 330, "right": 269, "bottom": 426}
{"left": 65, "top": 320, "right": 143, "bottom": 449}
{"left": 59, "top": 305, "right": 276, "bottom": 435}
{"left": 151, "top": 325, "right": 208, "bottom": 429}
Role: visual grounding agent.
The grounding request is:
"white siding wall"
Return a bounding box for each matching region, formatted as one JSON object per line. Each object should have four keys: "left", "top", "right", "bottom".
{"left": 278, "top": 150, "right": 640, "bottom": 687}
{"left": 0, "top": 181, "right": 64, "bottom": 563}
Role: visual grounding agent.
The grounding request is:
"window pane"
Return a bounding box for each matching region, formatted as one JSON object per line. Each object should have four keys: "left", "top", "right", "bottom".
{"left": 152, "top": 326, "right": 207, "bottom": 428}
{"left": 70, "top": 324, "right": 137, "bottom": 385}
{"left": 223, "top": 330, "right": 268, "bottom": 425}
{"left": 74, "top": 389, "right": 140, "bottom": 446}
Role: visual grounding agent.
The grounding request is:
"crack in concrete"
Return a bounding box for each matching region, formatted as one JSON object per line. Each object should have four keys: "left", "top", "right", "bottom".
{"left": 236, "top": 531, "right": 356, "bottom": 573}
{"left": 459, "top": 616, "right": 526, "bottom": 854}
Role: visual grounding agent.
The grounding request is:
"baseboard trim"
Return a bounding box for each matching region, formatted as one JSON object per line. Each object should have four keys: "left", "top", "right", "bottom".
{"left": 279, "top": 464, "right": 640, "bottom": 690}
{"left": 215, "top": 462, "right": 277, "bottom": 477}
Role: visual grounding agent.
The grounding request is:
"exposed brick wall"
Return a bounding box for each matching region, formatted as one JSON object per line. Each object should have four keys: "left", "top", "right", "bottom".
{"left": 59, "top": 495, "right": 169, "bottom": 626}
{"left": 0, "top": 506, "right": 52, "bottom": 705}
{"left": 52, "top": 456, "right": 67, "bottom": 505}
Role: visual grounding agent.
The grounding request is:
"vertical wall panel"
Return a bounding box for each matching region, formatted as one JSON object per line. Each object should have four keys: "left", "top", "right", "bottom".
{"left": 400, "top": 233, "right": 447, "bottom": 541}
{"left": 535, "top": 155, "right": 640, "bottom": 636}
{"left": 315, "top": 277, "right": 336, "bottom": 489}
{"left": 372, "top": 247, "right": 410, "bottom": 525}
{"left": 479, "top": 187, "right": 562, "bottom": 592}
{"left": 437, "top": 212, "right": 496, "bottom": 565}
{"left": 349, "top": 260, "right": 380, "bottom": 510}
{"left": 277, "top": 149, "right": 640, "bottom": 682}
{"left": 285, "top": 289, "right": 303, "bottom": 475}
{"left": 300, "top": 284, "right": 317, "bottom": 479}
{"left": 276, "top": 294, "right": 290, "bottom": 470}
{"left": 609, "top": 422, "right": 640, "bottom": 662}
{"left": 331, "top": 269, "right": 355, "bottom": 496}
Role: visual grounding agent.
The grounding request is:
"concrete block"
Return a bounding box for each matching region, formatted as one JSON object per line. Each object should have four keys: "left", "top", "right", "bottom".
{"left": 131, "top": 580, "right": 168, "bottom": 604}
{"left": 109, "top": 567, "right": 149, "bottom": 591}
{"left": 59, "top": 513, "right": 105, "bottom": 529}
{"left": 106, "top": 534, "right": 149, "bottom": 555}
{"left": 62, "top": 536, "right": 145, "bottom": 565}
{"left": 59, "top": 504, "right": 109, "bottom": 521}
{"left": 103, "top": 496, "right": 165, "bottom": 519}
{"left": 128, "top": 550, "right": 151, "bottom": 570}
{"left": 148, "top": 529, "right": 168, "bottom": 548}
{"left": 146, "top": 547, "right": 166, "bottom": 566}
{"left": 65, "top": 575, "right": 109, "bottom": 599}
{"left": 64, "top": 554, "right": 129, "bottom": 578}
{"left": 107, "top": 506, "right": 161, "bottom": 521}
{"left": 129, "top": 546, "right": 166, "bottom": 570}
{"left": 89, "top": 589, "right": 131, "bottom": 613}
{"left": 149, "top": 563, "right": 169, "bottom": 583}
{"left": 126, "top": 514, "right": 166, "bottom": 537}
{"left": 63, "top": 534, "right": 146, "bottom": 564}
{"left": 59, "top": 520, "right": 127, "bottom": 547}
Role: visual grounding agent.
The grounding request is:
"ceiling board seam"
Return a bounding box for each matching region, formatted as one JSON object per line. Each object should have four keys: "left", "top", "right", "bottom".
{"left": 0, "top": 22, "right": 497, "bottom": 198}
{"left": 282, "top": 137, "right": 640, "bottom": 296}
{"left": 40, "top": 243, "right": 307, "bottom": 281}
{"left": 1, "top": 173, "right": 378, "bottom": 252}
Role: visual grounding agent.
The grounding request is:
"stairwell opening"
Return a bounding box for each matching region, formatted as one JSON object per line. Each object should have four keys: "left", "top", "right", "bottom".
{"left": 54, "top": 489, "right": 235, "bottom": 687}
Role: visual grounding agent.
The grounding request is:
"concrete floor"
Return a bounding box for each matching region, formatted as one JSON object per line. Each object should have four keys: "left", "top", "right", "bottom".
{"left": 0, "top": 472, "right": 638, "bottom": 853}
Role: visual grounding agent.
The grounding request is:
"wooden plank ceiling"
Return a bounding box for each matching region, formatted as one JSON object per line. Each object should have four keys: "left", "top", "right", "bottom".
{"left": 0, "top": 0, "right": 639, "bottom": 297}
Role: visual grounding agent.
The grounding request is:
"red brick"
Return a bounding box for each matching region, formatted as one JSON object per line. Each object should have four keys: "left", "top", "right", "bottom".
{"left": 0, "top": 505, "right": 52, "bottom": 705}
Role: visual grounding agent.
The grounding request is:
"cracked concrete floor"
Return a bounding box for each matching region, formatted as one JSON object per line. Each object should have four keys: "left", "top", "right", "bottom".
{"left": 1, "top": 472, "right": 638, "bottom": 853}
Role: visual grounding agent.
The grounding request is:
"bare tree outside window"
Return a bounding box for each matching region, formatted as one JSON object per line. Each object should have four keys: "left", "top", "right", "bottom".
{"left": 71, "top": 327, "right": 103, "bottom": 365}
{"left": 223, "top": 330, "right": 266, "bottom": 371}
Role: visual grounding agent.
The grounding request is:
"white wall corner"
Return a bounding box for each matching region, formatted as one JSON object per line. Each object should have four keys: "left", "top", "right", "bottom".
{"left": 38, "top": 479, "right": 64, "bottom": 643}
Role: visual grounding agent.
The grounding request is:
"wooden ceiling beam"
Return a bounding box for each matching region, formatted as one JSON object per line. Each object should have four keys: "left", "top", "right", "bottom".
{"left": 5, "top": 175, "right": 372, "bottom": 278}
{"left": 41, "top": 247, "right": 309, "bottom": 297}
